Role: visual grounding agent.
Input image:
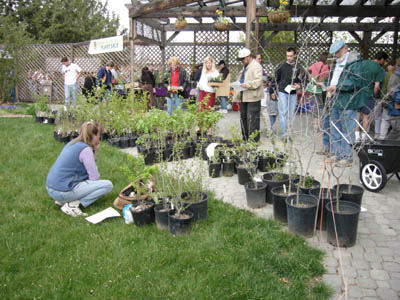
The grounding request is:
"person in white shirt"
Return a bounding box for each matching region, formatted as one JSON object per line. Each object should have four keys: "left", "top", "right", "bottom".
{"left": 198, "top": 56, "right": 220, "bottom": 111}
{"left": 61, "top": 56, "right": 82, "bottom": 105}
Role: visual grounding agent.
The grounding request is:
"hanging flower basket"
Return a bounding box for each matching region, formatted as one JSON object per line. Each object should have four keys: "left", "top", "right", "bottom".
{"left": 214, "top": 22, "right": 231, "bottom": 31}
{"left": 174, "top": 19, "right": 187, "bottom": 30}
{"left": 268, "top": 11, "right": 290, "bottom": 23}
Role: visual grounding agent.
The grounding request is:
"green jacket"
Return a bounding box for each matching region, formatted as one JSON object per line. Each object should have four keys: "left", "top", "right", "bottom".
{"left": 333, "top": 52, "right": 364, "bottom": 110}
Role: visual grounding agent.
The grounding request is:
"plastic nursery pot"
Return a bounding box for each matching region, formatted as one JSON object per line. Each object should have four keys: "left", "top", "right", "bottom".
{"left": 237, "top": 166, "right": 252, "bottom": 185}
{"left": 271, "top": 186, "right": 298, "bottom": 224}
{"left": 326, "top": 200, "right": 361, "bottom": 248}
{"left": 182, "top": 192, "right": 209, "bottom": 221}
{"left": 262, "top": 172, "right": 289, "bottom": 204}
{"left": 119, "top": 136, "right": 130, "bottom": 149}
{"left": 129, "top": 201, "right": 155, "bottom": 226}
{"left": 222, "top": 161, "right": 235, "bottom": 177}
{"left": 244, "top": 181, "right": 267, "bottom": 209}
{"left": 285, "top": 194, "right": 318, "bottom": 238}
{"left": 168, "top": 209, "right": 194, "bottom": 235}
{"left": 333, "top": 184, "right": 364, "bottom": 206}
{"left": 309, "top": 188, "right": 341, "bottom": 231}
{"left": 258, "top": 155, "right": 275, "bottom": 172}
{"left": 209, "top": 161, "right": 222, "bottom": 178}
{"left": 154, "top": 204, "right": 171, "bottom": 230}
{"left": 293, "top": 178, "right": 321, "bottom": 194}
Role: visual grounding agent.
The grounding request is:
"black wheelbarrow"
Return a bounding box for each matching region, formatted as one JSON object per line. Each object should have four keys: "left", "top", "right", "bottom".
{"left": 331, "top": 119, "right": 400, "bottom": 192}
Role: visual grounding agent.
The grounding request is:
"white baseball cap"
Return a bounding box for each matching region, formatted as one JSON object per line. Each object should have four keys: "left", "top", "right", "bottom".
{"left": 237, "top": 48, "right": 251, "bottom": 59}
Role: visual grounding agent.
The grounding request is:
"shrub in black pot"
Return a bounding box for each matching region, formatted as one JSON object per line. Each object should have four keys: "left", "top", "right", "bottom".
{"left": 309, "top": 188, "right": 340, "bottom": 230}
{"left": 208, "top": 155, "right": 221, "bottom": 178}
{"left": 271, "top": 185, "right": 298, "bottom": 224}
{"left": 182, "top": 191, "right": 208, "bottom": 221}
{"left": 293, "top": 176, "right": 321, "bottom": 194}
{"left": 168, "top": 209, "right": 194, "bottom": 235}
{"left": 130, "top": 200, "right": 155, "bottom": 226}
{"left": 285, "top": 194, "right": 318, "bottom": 238}
{"left": 326, "top": 200, "right": 361, "bottom": 247}
{"left": 262, "top": 172, "right": 289, "bottom": 204}
{"left": 245, "top": 181, "right": 267, "bottom": 209}
{"left": 257, "top": 150, "right": 275, "bottom": 172}
{"left": 154, "top": 202, "right": 171, "bottom": 230}
{"left": 119, "top": 135, "right": 130, "bottom": 149}
{"left": 333, "top": 184, "right": 364, "bottom": 206}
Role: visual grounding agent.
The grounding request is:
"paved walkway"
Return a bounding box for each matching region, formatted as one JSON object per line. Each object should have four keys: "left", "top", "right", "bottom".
{"left": 123, "top": 110, "right": 400, "bottom": 300}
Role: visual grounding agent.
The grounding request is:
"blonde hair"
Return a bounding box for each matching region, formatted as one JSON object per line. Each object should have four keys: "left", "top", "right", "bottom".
{"left": 71, "top": 121, "right": 101, "bottom": 149}
{"left": 168, "top": 56, "right": 180, "bottom": 66}
{"left": 202, "top": 56, "right": 217, "bottom": 74}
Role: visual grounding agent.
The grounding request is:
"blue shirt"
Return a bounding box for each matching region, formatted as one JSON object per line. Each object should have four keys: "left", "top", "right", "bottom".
{"left": 97, "top": 67, "right": 112, "bottom": 89}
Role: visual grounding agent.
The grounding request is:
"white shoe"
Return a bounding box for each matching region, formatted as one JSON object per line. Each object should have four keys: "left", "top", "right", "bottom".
{"left": 221, "top": 109, "right": 228, "bottom": 114}
{"left": 61, "top": 201, "right": 87, "bottom": 217}
{"left": 227, "top": 104, "right": 232, "bottom": 110}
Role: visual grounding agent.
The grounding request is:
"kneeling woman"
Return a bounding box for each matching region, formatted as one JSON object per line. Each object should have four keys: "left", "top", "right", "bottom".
{"left": 46, "top": 122, "right": 113, "bottom": 217}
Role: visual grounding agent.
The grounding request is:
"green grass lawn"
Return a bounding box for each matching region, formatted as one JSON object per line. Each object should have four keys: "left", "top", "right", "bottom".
{"left": 0, "top": 118, "right": 331, "bottom": 300}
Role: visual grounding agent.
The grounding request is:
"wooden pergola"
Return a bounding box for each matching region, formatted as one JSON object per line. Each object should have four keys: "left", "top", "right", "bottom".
{"left": 126, "top": 0, "right": 400, "bottom": 78}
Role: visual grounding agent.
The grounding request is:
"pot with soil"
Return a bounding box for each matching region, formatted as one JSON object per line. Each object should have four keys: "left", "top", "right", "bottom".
{"left": 222, "top": 160, "right": 235, "bottom": 177}
{"left": 154, "top": 202, "right": 171, "bottom": 230}
{"left": 129, "top": 200, "right": 155, "bottom": 226}
{"left": 108, "top": 137, "right": 120, "bottom": 147}
{"left": 119, "top": 135, "right": 130, "bottom": 149}
{"left": 244, "top": 181, "right": 267, "bottom": 209}
{"left": 182, "top": 191, "right": 209, "bottom": 221}
{"left": 293, "top": 176, "right": 321, "bottom": 194}
{"left": 333, "top": 184, "right": 364, "bottom": 206}
{"left": 285, "top": 194, "right": 318, "bottom": 237}
{"left": 113, "top": 183, "right": 149, "bottom": 210}
{"left": 309, "top": 188, "right": 340, "bottom": 230}
{"left": 271, "top": 185, "right": 298, "bottom": 224}
{"left": 168, "top": 209, "right": 194, "bottom": 235}
{"left": 262, "top": 172, "right": 289, "bottom": 204}
{"left": 237, "top": 165, "right": 252, "bottom": 185}
{"left": 208, "top": 157, "right": 222, "bottom": 178}
{"left": 326, "top": 200, "right": 361, "bottom": 247}
{"left": 257, "top": 152, "right": 275, "bottom": 172}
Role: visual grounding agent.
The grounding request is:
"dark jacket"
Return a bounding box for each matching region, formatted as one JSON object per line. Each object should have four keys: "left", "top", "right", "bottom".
{"left": 331, "top": 52, "right": 364, "bottom": 110}
{"left": 82, "top": 75, "right": 96, "bottom": 97}
{"left": 275, "top": 61, "right": 304, "bottom": 94}
{"left": 163, "top": 66, "right": 188, "bottom": 98}
{"left": 97, "top": 67, "right": 112, "bottom": 90}
{"left": 193, "top": 67, "right": 202, "bottom": 83}
{"left": 219, "top": 66, "right": 229, "bottom": 80}
{"left": 141, "top": 69, "right": 155, "bottom": 87}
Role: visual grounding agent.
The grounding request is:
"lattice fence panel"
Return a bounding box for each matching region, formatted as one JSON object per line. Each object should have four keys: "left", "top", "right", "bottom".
{"left": 165, "top": 45, "right": 195, "bottom": 73}
{"left": 296, "top": 30, "right": 330, "bottom": 45}
{"left": 368, "top": 45, "right": 394, "bottom": 61}
{"left": 196, "top": 31, "right": 229, "bottom": 44}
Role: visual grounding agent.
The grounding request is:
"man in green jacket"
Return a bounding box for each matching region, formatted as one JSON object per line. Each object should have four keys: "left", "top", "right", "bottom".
{"left": 327, "top": 40, "right": 364, "bottom": 166}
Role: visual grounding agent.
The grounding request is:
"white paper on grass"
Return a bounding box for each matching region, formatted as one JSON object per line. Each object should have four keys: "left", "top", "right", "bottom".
{"left": 85, "top": 207, "right": 121, "bottom": 224}
{"left": 230, "top": 81, "right": 247, "bottom": 92}
{"left": 206, "top": 143, "right": 219, "bottom": 158}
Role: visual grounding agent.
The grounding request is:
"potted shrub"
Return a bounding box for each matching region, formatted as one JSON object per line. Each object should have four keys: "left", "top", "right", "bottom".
{"left": 221, "top": 147, "right": 235, "bottom": 177}
{"left": 309, "top": 188, "right": 340, "bottom": 231}
{"left": 120, "top": 155, "right": 158, "bottom": 226}
{"left": 208, "top": 148, "right": 222, "bottom": 178}
{"left": 270, "top": 184, "right": 297, "bottom": 224}
{"left": 293, "top": 174, "right": 321, "bottom": 194}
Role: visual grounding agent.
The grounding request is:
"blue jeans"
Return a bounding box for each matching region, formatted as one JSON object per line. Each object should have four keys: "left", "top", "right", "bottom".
{"left": 166, "top": 93, "right": 182, "bottom": 115}
{"left": 277, "top": 92, "right": 297, "bottom": 136}
{"left": 219, "top": 96, "right": 228, "bottom": 110}
{"left": 322, "top": 113, "right": 330, "bottom": 151}
{"left": 331, "top": 108, "right": 357, "bottom": 162}
{"left": 269, "top": 115, "right": 277, "bottom": 129}
{"left": 46, "top": 180, "right": 113, "bottom": 208}
{"left": 64, "top": 83, "right": 78, "bottom": 105}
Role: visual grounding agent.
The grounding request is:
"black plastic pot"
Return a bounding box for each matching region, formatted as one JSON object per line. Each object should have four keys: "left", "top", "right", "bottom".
{"left": 271, "top": 186, "right": 298, "bottom": 224}
{"left": 258, "top": 155, "right": 275, "bottom": 172}
{"left": 35, "top": 116, "right": 44, "bottom": 123}
{"left": 293, "top": 178, "right": 321, "bottom": 194}
{"left": 107, "top": 137, "right": 119, "bottom": 147}
{"left": 128, "top": 134, "right": 137, "bottom": 147}
{"left": 326, "top": 200, "right": 361, "bottom": 248}
{"left": 101, "top": 132, "right": 110, "bottom": 141}
{"left": 333, "top": 184, "right": 364, "bottom": 206}
{"left": 222, "top": 161, "right": 235, "bottom": 177}
{"left": 154, "top": 204, "right": 170, "bottom": 230}
{"left": 60, "top": 135, "right": 70, "bottom": 144}
{"left": 162, "top": 146, "right": 173, "bottom": 162}
{"left": 182, "top": 192, "right": 208, "bottom": 221}
{"left": 285, "top": 194, "right": 318, "bottom": 238}
{"left": 130, "top": 201, "right": 155, "bottom": 226}
{"left": 244, "top": 181, "right": 267, "bottom": 209}
{"left": 209, "top": 162, "right": 221, "bottom": 178}
{"left": 53, "top": 131, "right": 60, "bottom": 141}
{"left": 262, "top": 172, "right": 289, "bottom": 204}
{"left": 168, "top": 209, "right": 194, "bottom": 235}
{"left": 48, "top": 117, "right": 56, "bottom": 124}
{"left": 237, "top": 166, "right": 252, "bottom": 185}
{"left": 119, "top": 136, "right": 130, "bottom": 149}
{"left": 182, "top": 143, "right": 192, "bottom": 159}
{"left": 309, "top": 188, "right": 340, "bottom": 230}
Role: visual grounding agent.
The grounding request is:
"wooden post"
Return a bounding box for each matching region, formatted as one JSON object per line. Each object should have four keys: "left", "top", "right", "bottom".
{"left": 255, "top": 17, "right": 260, "bottom": 53}
{"left": 360, "top": 31, "right": 371, "bottom": 59}
{"left": 245, "top": 0, "right": 256, "bottom": 49}
{"left": 130, "top": 17, "right": 136, "bottom": 87}
{"left": 393, "top": 17, "right": 399, "bottom": 61}
{"left": 161, "top": 28, "right": 166, "bottom": 77}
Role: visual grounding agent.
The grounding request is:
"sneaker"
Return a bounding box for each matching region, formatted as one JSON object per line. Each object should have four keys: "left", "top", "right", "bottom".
{"left": 227, "top": 103, "right": 232, "bottom": 110}
{"left": 55, "top": 200, "right": 63, "bottom": 206}
{"left": 221, "top": 109, "right": 228, "bottom": 114}
{"left": 61, "top": 201, "right": 88, "bottom": 217}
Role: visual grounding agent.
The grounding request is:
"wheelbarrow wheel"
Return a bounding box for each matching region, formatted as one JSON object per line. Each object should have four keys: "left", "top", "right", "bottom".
{"left": 396, "top": 172, "right": 400, "bottom": 181}
{"left": 360, "top": 161, "right": 387, "bottom": 192}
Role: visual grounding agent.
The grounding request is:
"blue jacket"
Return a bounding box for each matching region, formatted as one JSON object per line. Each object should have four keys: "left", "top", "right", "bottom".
{"left": 388, "top": 84, "right": 400, "bottom": 116}
{"left": 46, "top": 142, "right": 90, "bottom": 191}
{"left": 97, "top": 67, "right": 112, "bottom": 90}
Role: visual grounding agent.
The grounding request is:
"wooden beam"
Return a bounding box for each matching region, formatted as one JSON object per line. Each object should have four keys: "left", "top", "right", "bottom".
{"left": 129, "top": 0, "right": 200, "bottom": 18}
{"left": 392, "top": 17, "right": 399, "bottom": 61}
{"left": 371, "top": 31, "right": 387, "bottom": 44}
{"left": 360, "top": 31, "right": 371, "bottom": 59}
{"left": 245, "top": 0, "right": 256, "bottom": 48}
{"left": 142, "top": 5, "right": 400, "bottom": 18}
{"left": 349, "top": 31, "right": 362, "bottom": 43}
{"left": 167, "top": 31, "right": 180, "bottom": 42}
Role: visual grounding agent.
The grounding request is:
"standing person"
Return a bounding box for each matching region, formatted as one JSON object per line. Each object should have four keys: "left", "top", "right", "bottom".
{"left": 255, "top": 53, "right": 267, "bottom": 76}
{"left": 46, "top": 121, "right": 113, "bottom": 217}
{"left": 216, "top": 60, "right": 231, "bottom": 114}
{"left": 307, "top": 52, "right": 330, "bottom": 126}
{"left": 141, "top": 66, "right": 156, "bottom": 107}
{"left": 275, "top": 47, "right": 303, "bottom": 137}
{"left": 163, "top": 57, "right": 188, "bottom": 115}
{"left": 97, "top": 61, "right": 114, "bottom": 100}
{"left": 355, "top": 52, "right": 386, "bottom": 141}
{"left": 261, "top": 75, "right": 278, "bottom": 132}
{"left": 197, "top": 56, "right": 219, "bottom": 111}
{"left": 237, "top": 48, "right": 264, "bottom": 142}
{"left": 327, "top": 40, "right": 364, "bottom": 166}
{"left": 82, "top": 73, "right": 97, "bottom": 99}
{"left": 61, "top": 56, "right": 82, "bottom": 105}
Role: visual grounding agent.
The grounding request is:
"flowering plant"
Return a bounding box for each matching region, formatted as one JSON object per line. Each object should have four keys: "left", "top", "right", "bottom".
{"left": 268, "top": 0, "right": 288, "bottom": 12}
{"left": 215, "top": 9, "right": 230, "bottom": 25}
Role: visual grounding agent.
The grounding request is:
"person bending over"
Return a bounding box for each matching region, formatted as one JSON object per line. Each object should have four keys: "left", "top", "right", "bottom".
{"left": 46, "top": 122, "right": 113, "bottom": 217}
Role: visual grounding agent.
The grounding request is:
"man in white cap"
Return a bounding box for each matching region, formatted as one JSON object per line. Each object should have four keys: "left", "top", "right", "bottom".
{"left": 327, "top": 40, "right": 364, "bottom": 166}
{"left": 237, "top": 48, "right": 264, "bottom": 142}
